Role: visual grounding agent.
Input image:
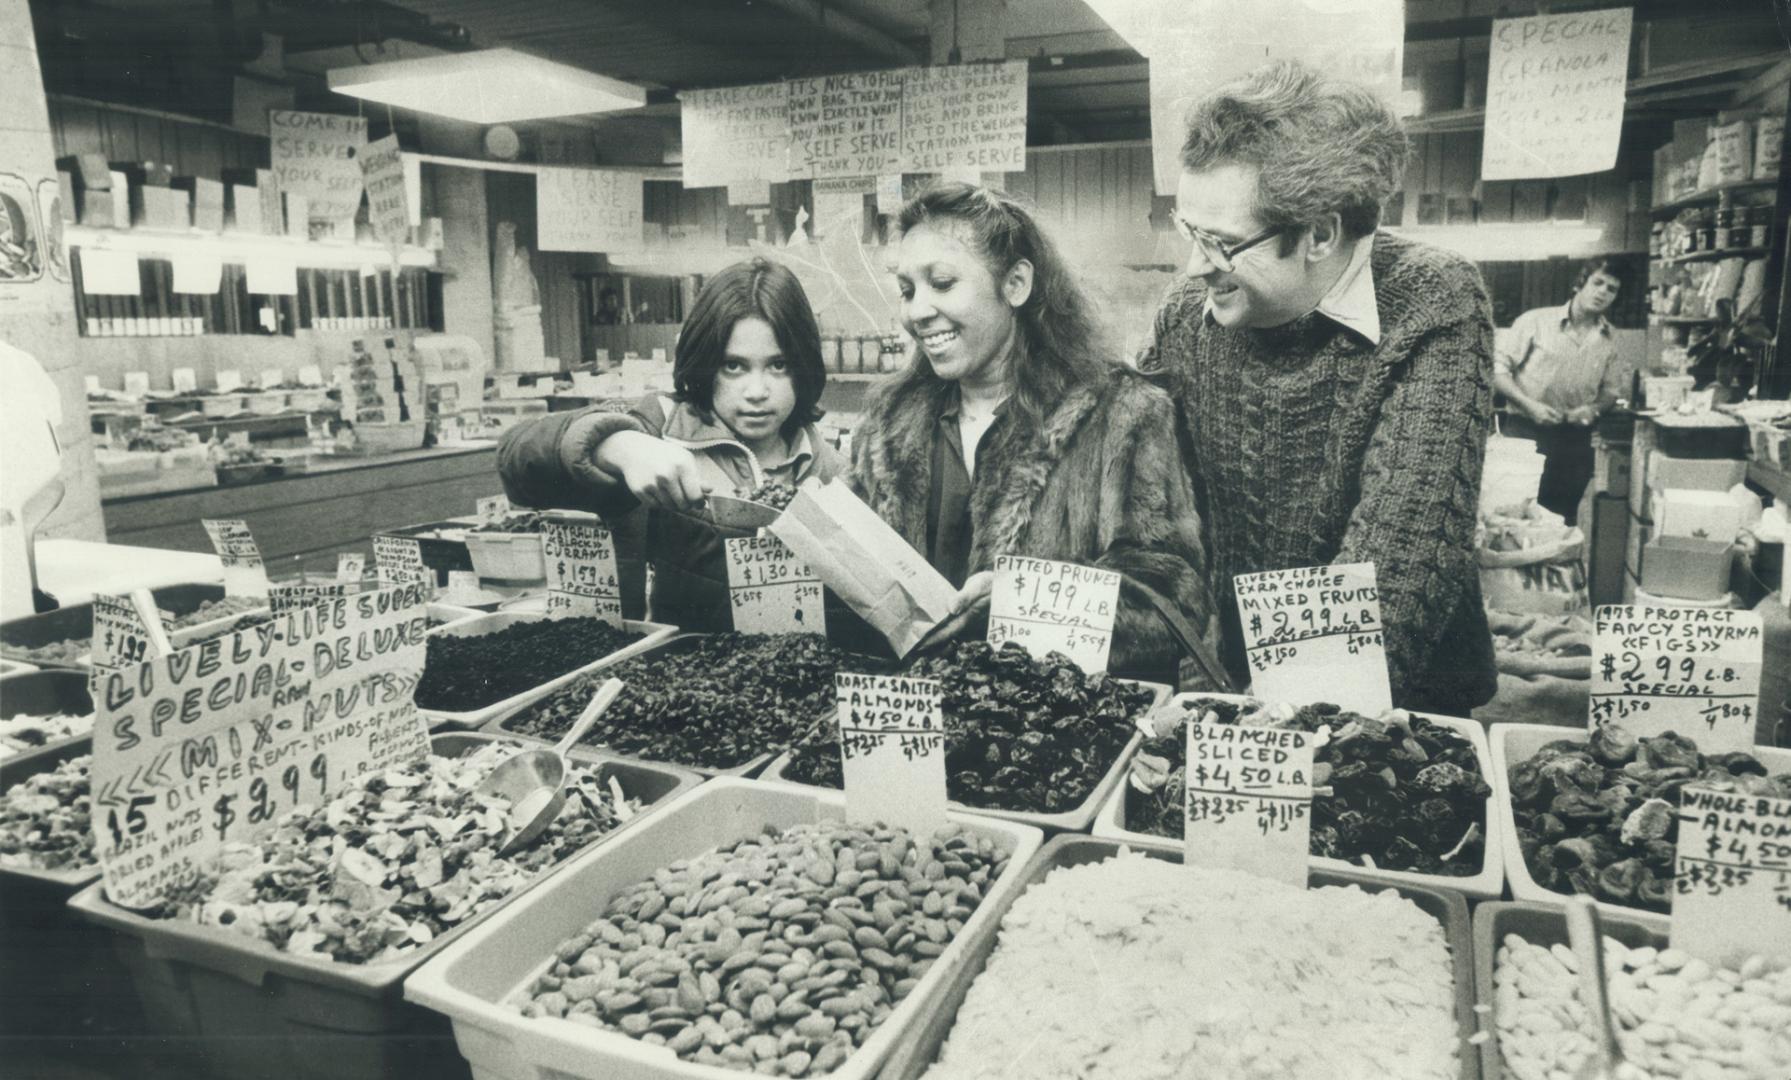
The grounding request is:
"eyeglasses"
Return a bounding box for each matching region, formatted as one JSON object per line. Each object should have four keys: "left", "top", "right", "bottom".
{"left": 1171, "top": 214, "right": 1286, "bottom": 273}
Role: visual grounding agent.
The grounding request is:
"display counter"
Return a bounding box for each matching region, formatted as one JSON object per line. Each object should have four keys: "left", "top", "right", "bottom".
{"left": 101, "top": 443, "right": 506, "bottom": 577}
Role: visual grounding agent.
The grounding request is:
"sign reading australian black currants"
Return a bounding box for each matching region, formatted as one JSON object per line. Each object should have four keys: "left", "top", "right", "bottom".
{"left": 91, "top": 582, "right": 432, "bottom": 909}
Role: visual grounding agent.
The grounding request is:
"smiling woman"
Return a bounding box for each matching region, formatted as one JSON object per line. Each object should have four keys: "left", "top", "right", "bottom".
{"left": 850, "top": 184, "right": 1228, "bottom": 688}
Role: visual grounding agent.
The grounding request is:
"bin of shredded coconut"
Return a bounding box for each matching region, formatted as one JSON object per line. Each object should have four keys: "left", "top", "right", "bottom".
{"left": 1473, "top": 901, "right": 1791, "bottom": 1080}
{"left": 879, "top": 835, "right": 1477, "bottom": 1080}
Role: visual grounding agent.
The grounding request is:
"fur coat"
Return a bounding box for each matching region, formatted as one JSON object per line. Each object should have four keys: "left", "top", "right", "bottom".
{"left": 850, "top": 366, "right": 1221, "bottom": 685}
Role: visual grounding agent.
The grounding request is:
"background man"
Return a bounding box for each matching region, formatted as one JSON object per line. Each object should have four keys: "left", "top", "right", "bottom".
{"left": 1494, "top": 259, "right": 1628, "bottom": 526}
{"left": 1139, "top": 60, "right": 1496, "bottom": 716}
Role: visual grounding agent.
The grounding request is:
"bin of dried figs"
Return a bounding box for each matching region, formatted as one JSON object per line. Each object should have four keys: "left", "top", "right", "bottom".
{"left": 1504, "top": 721, "right": 1791, "bottom": 914}
{"left": 415, "top": 616, "right": 649, "bottom": 715}
{"left": 1119, "top": 697, "right": 1494, "bottom": 885}
{"left": 503, "top": 633, "right": 884, "bottom": 774}
{"left": 772, "top": 641, "right": 1159, "bottom": 828}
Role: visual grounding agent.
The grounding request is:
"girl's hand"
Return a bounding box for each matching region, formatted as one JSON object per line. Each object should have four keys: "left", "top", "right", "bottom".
{"left": 598, "top": 431, "right": 711, "bottom": 510}
{"left": 915, "top": 571, "right": 995, "bottom": 651}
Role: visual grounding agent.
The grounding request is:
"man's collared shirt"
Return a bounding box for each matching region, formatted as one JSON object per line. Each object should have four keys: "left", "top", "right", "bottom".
{"left": 1497, "top": 303, "right": 1624, "bottom": 413}
{"left": 1202, "top": 232, "right": 1382, "bottom": 345}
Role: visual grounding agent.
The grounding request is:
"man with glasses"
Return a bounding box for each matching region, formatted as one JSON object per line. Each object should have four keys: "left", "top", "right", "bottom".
{"left": 1139, "top": 60, "right": 1497, "bottom": 717}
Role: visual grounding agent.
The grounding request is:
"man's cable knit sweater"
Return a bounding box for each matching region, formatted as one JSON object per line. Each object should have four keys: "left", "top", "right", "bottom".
{"left": 1138, "top": 232, "right": 1497, "bottom": 714}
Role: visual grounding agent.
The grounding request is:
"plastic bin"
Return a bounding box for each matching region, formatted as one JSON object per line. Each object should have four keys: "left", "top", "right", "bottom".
{"left": 1471, "top": 901, "right": 1678, "bottom": 1080}
{"left": 465, "top": 532, "right": 546, "bottom": 583}
{"left": 403, "top": 777, "right": 1046, "bottom": 1080}
{"left": 876, "top": 834, "right": 1480, "bottom": 1080}
{"left": 65, "top": 733, "right": 700, "bottom": 1080}
{"left": 493, "top": 634, "right": 876, "bottom": 778}
{"left": 0, "top": 582, "right": 227, "bottom": 669}
{"left": 420, "top": 613, "right": 677, "bottom": 731}
{"left": 1089, "top": 692, "right": 1507, "bottom": 899}
{"left": 1491, "top": 723, "right": 1789, "bottom": 922}
{"left": 759, "top": 679, "right": 1170, "bottom": 833}
{"left": 0, "top": 669, "right": 95, "bottom": 763}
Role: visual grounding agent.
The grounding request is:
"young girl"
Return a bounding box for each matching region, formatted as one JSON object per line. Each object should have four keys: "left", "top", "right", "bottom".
{"left": 498, "top": 257, "right": 843, "bottom": 630}
{"left": 854, "top": 184, "right": 1224, "bottom": 686}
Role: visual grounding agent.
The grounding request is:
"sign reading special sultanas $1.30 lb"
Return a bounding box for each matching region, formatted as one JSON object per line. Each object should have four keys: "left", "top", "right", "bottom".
{"left": 724, "top": 535, "right": 824, "bottom": 635}
{"left": 987, "top": 555, "right": 1119, "bottom": 675}
{"left": 543, "top": 521, "right": 622, "bottom": 624}
{"left": 1591, "top": 605, "right": 1764, "bottom": 754}
{"left": 1234, "top": 562, "right": 1391, "bottom": 715}
{"left": 90, "top": 582, "right": 433, "bottom": 910}
{"left": 836, "top": 673, "right": 947, "bottom": 840}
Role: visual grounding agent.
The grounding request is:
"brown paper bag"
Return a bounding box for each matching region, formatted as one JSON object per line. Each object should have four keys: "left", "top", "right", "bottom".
{"left": 769, "top": 479, "right": 957, "bottom": 657}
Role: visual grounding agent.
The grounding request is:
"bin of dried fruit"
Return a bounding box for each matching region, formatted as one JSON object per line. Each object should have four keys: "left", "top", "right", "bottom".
{"left": 739, "top": 481, "right": 798, "bottom": 512}
{"left": 1493, "top": 722, "right": 1791, "bottom": 919}
{"left": 66, "top": 733, "right": 698, "bottom": 1080}
{"left": 416, "top": 613, "right": 675, "bottom": 730}
{"left": 0, "top": 744, "right": 97, "bottom": 884}
{"left": 164, "top": 594, "right": 272, "bottom": 633}
{"left": 877, "top": 836, "right": 1474, "bottom": 1080}
{"left": 1474, "top": 901, "right": 1791, "bottom": 1080}
{"left": 0, "top": 670, "right": 94, "bottom": 762}
{"left": 501, "top": 633, "right": 888, "bottom": 775}
{"left": 765, "top": 641, "right": 1164, "bottom": 832}
{"left": 1, "top": 583, "right": 230, "bottom": 668}
{"left": 1094, "top": 694, "right": 1504, "bottom": 898}
{"left": 403, "top": 776, "right": 1043, "bottom": 1080}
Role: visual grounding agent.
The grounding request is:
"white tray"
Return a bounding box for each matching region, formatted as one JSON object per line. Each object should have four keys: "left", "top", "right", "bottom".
{"left": 403, "top": 777, "right": 1045, "bottom": 1080}
{"left": 1490, "top": 723, "right": 1791, "bottom": 925}
{"left": 1090, "top": 692, "right": 1506, "bottom": 900}
{"left": 418, "top": 612, "right": 677, "bottom": 731}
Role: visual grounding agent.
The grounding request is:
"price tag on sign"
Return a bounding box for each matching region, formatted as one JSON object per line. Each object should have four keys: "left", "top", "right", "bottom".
{"left": 987, "top": 555, "right": 1120, "bottom": 674}
{"left": 475, "top": 495, "right": 509, "bottom": 524}
{"left": 269, "top": 582, "right": 353, "bottom": 615}
{"left": 1234, "top": 562, "right": 1391, "bottom": 714}
{"left": 724, "top": 535, "right": 824, "bottom": 634}
{"left": 90, "top": 582, "right": 434, "bottom": 910}
{"left": 372, "top": 536, "right": 431, "bottom": 591}
{"left": 835, "top": 673, "right": 948, "bottom": 840}
{"left": 1591, "top": 606, "right": 1763, "bottom": 754}
{"left": 89, "top": 591, "right": 171, "bottom": 676}
{"left": 543, "top": 521, "right": 623, "bottom": 624}
{"left": 201, "top": 519, "right": 269, "bottom": 598}
{"left": 1183, "top": 720, "right": 1314, "bottom": 887}
{"left": 1671, "top": 787, "right": 1791, "bottom": 969}
{"left": 336, "top": 552, "right": 366, "bottom": 585}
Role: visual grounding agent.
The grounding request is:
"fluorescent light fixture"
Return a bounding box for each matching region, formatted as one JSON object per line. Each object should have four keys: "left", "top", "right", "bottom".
{"left": 1386, "top": 223, "right": 1606, "bottom": 262}
{"left": 328, "top": 48, "right": 645, "bottom": 124}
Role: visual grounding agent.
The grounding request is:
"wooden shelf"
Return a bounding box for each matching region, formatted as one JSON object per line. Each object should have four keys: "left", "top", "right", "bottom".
{"left": 1653, "top": 246, "right": 1772, "bottom": 266}
{"left": 1650, "top": 179, "right": 1779, "bottom": 216}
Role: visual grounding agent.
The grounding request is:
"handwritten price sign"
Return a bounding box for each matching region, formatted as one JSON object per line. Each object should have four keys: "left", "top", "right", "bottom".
{"left": 543, "top": 522, "right": 623, "bottom": 625}
{"left": 1234, "top": 562, "right": 1390, "bottom": 714}
{"left": 987, "top": 556, "right": 1120, "bottom": 674}
{"left": 1671, "top": 787, "right": 1791, "bottom": 968}
{"left": 725, "top": 536, "right": 825, "bottom": 634}
{"left": 202, "top": 519, "right": 269, "bottom": 598}
{"left": 1591, "top": 606, "right": 1763, "bottom": 754}
{"left": 1184, "top": 720, "right": 1313, "bottom": 887}
{"left": 835, "top": 672, "right": 947, "bottom": 839}
{"left": 89, "top": 592, "right": 168, "bottom": 677}
{"left": 372, "top": 535, "right": 431, "bottom": 591}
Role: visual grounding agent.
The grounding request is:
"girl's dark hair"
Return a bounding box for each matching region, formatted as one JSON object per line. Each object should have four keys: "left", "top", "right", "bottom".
{"left": 672, "top": 257, "right": 826, "bottom": 438}
{"left": 887, "top": 183, "right": 1113, "bottom": 434}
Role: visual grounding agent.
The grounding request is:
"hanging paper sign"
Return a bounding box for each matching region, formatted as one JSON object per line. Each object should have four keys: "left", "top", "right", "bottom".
{"left": 543, "top": 521, "right": 623, "bottom": 624}
{"left": 78, "top": 249, "right": 142, "bottom": 295}
{"left": 123, "top": 372, "right": 151, "bottom": 397}
{"left": 1671, "top": 786, "right": 1791, "bottom": 969}
{"left": 171, "top": 253, "right": 222, "bottom": 294}
{"left": 360, "top": 134, "right": 410, "bottom": 250}
{"left": 900, "top": 61, "right": 1028, "bottom": 175}
{"left": 678, "top": 82, "right": 793, "bottom": 188}
{"left": 90, "top": 582, "right": 433, "bottom": 909}
{"left": 1591, "top": 606, "right": 1764, "bottom": 754}
{"left": 987, "top": 555, "right": 1120, "bottom": 675}
{"left": 268, "top": 109, "right": 367, "bottom": 222}
{"left": 336, "top": 552, "right": 366, "bottom": 585}
{"left": 724, "top": 535, "right": 824, "bottom": 634}
{"left": 475, "top": 495, "right": 510, "bottom": 524}
{"left": 787, "top": 70, "right": 905, "bottom": 179}
{"left": 215, "top": 369, "right": 243, "bottom": 393}
{"left": 202, "top": 519, "right": 269, "bottom": 597}
{"left": 171, "top": 368, "right": 198, "bottom": 394}
{"left": 835, "top": 673, "right": 947, "bottom": 839}
{"left": 537, "top": 168, "right": 644, "bottom": 253}
{"left": 1481, "top": 7, "right": 1633, "bottom": 181}
{"left": 373, "top": 535, "right": 430, "bottom": 591}
{"left": 1183, "top": 720, "right": 1314, "bottom": 887}
{"left": 244, "top": 258, "right": 297, "bottom": 295}
{"left": 1234, "top": 562, "right": 1391, "bottom": 715}
{"left": 89, "top": 590, "right": 170, "bottom": 675}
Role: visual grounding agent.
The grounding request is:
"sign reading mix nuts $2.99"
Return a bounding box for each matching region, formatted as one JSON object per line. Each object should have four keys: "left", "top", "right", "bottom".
{"left": 835, "top": 672, "right": 947, "bottom": 840}
{"left": 1671, "top": 786, "right": 1791, "bottom": 969}
{"left": 1184, "top": 721, "right": 1314, "bottom": 888}
{"left": 90, "top": 582, "right": 433, "bottom": 909}
{"left": 543, "top": 521, "right": 623, "bottom": 624}
{"left": 1591, "top": 605, "right": 1763, "bottom": 754}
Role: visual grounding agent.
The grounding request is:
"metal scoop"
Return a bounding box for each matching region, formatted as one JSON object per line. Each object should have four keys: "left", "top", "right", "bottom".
{"left": 1566, "top": 895, "right": 1630, "bottom": 1080}
{"left": 479, "top": 677, "right": 625, "bottom": 856}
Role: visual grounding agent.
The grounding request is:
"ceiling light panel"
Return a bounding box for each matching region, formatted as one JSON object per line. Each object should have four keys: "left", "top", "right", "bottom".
{"left": 329, "top": 48, "right": 645, "bottom": 124}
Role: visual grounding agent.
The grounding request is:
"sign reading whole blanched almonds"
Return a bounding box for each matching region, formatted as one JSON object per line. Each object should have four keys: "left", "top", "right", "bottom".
{"left": 1671, "top": 787, "right": 1791, "bottom": 969}
{"left": 511, "top": 819, "right": 1012, "bottom": 1076}
{"left": 90, "top": 582, "right": 433, "bottom": 909}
